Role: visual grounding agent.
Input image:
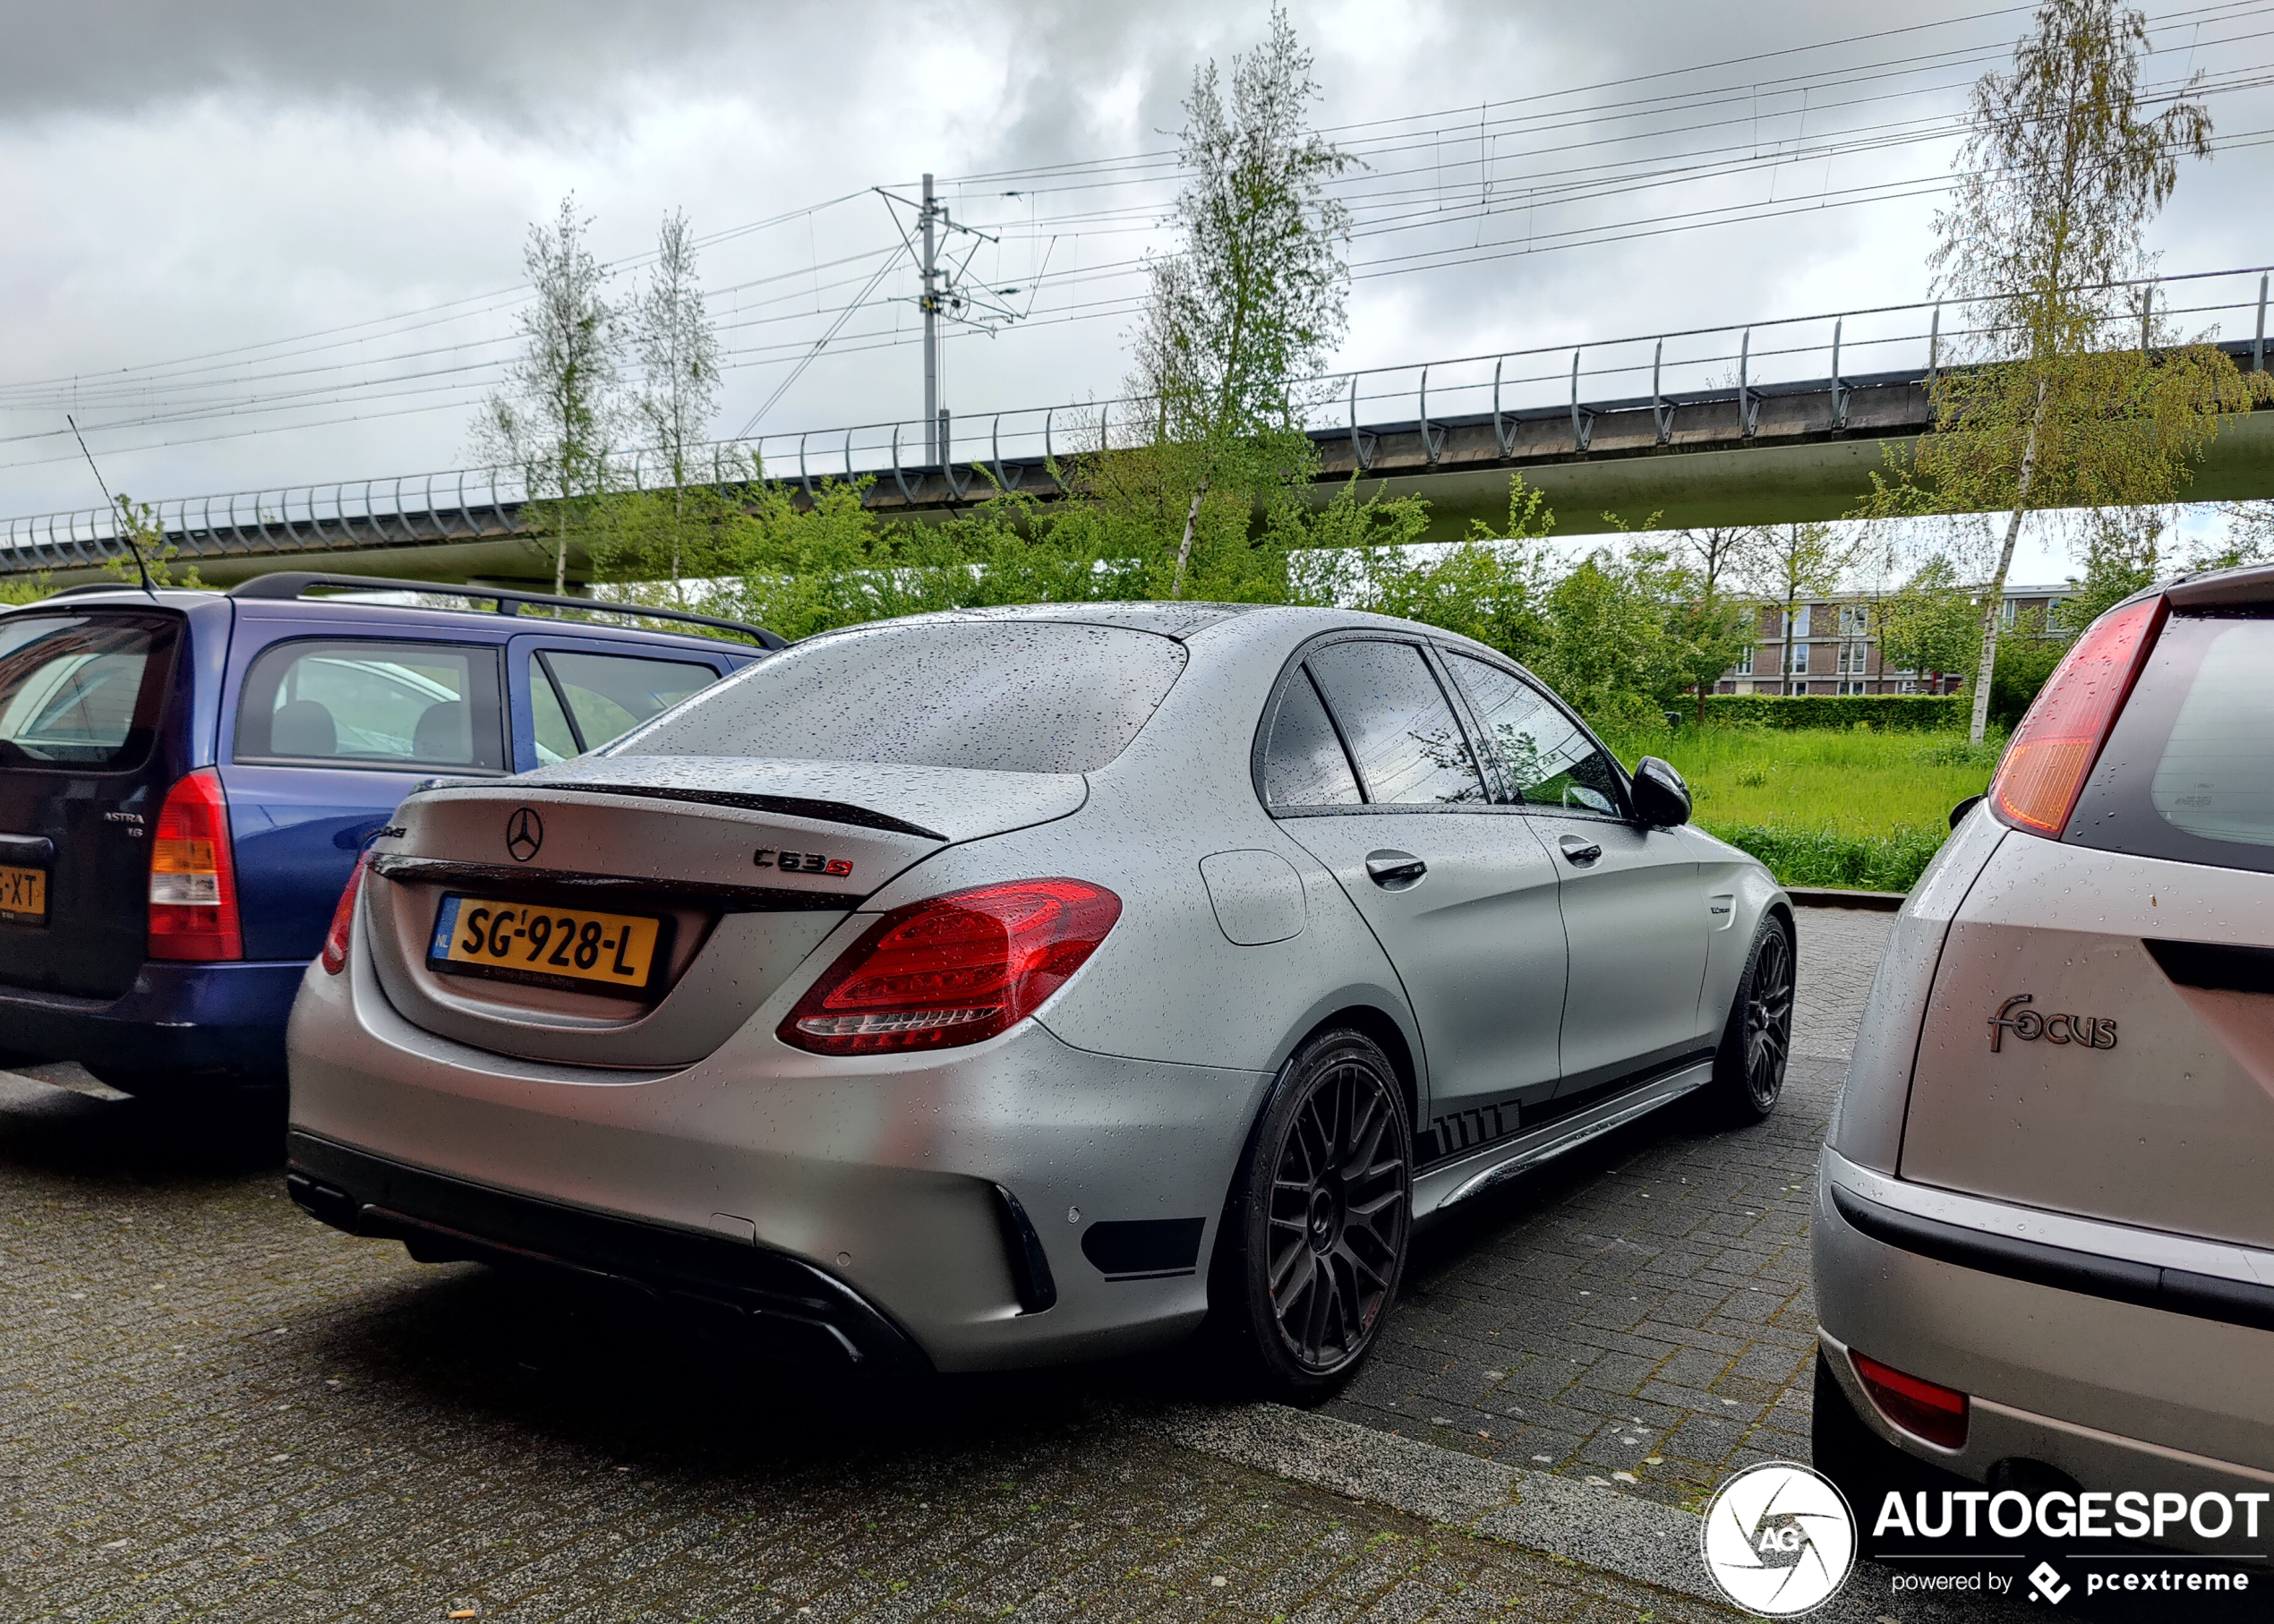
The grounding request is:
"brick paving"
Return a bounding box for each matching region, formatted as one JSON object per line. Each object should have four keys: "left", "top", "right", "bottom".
{"left": 0, "top": 907, "right": 1893, "bottom": 1620}
{"left": 0, "top": 1067, "right": 1744, "bottom": 1622}
{"left": 1322, "top": 909, "right": 1893, "bottom": 1514}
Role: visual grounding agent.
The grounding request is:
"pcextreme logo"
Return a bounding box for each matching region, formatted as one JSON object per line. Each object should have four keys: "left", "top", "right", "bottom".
{"left": 1700, "top": 1461, "right": 1857, "bottom": 1616}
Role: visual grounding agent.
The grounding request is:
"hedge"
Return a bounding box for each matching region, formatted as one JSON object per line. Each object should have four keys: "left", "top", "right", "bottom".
{"left": 1709, "top": 824, "right": 1948, "bottom": 892}
{"left": 1696, "top": 694, "right": 1968, "bottom": 731}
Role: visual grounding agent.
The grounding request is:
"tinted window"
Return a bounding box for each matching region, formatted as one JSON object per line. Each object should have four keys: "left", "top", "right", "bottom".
{"left": 532, "top": 649, "right": 718, "bottom": 763}
{"left": 1446, "top": 653, "right": 1623, "bottom": 816}
{"left": 0, "top": 612, "right": 177, "bottom": 771}
{"left": 236, "top": 640, "right": 505, "bottom": 773}
{"left": 617, "top": 620, "right": 1185, "bottom": 774}
{"left": 1304, "top": 640, "right": 1484, "bottom": 805}
{"left": 1261, "top": 669, "right": 1362, "bottom": 808}
{"left": 2069, "top": 614, "right": 2274, "bottom": 872}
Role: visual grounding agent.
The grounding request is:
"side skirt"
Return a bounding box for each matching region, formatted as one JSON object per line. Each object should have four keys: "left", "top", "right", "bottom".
{"left": 1411, "top": 1058, "right": 1714, "bottom": 1223}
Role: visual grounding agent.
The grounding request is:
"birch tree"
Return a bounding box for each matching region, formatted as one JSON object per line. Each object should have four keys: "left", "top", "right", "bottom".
{"left": 631, "top": 209, "right": 722, "bottom": 602}
{"left": 1859, "top": 0, "right": 2238, "bottom": 741}
{"left": 1127, "top": 4, "right": 1353, "bottom": 596}
{"left": 474, "top": 196, "right": 624, "bottom": 594}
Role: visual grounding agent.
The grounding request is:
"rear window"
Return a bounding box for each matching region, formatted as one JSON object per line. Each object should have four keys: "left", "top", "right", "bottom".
{"left": 2068, "top": 613, "right": 2274, "bottom": 873}
{"left": 0, "top": 611, "right": 178, "bottom": 771}
{"left": 614, "top": 620, "right": 1185, "bottom": 774}
{"left": 235, "top": 639, "right": 507, "bottom": 774}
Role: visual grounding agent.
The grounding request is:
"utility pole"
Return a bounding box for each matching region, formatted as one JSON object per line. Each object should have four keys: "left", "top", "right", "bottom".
{"left": 920, "top": 174, "right": 941, "bottom": 466}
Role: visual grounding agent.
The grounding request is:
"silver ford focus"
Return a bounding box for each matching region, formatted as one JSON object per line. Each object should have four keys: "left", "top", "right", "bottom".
{"left": 1815, "top": 562, "right": 2274, "bottom": 1555}
{"left": 286, "top": 603, "right": 1791, "bottom": 1395}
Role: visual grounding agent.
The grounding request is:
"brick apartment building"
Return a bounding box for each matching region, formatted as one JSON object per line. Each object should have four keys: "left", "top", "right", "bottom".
{"left": 1714, "top": 583, "right": 2071, "bottom": 696}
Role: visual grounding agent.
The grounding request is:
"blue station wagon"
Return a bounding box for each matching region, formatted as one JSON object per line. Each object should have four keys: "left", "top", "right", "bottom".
{"left": 0, "top": 574, "right": 778, "bottom": 1092}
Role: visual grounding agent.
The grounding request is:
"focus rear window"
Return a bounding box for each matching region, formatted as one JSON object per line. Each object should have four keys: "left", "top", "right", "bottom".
{"left": 0, "top": 611, "right": 178, "bottom": 772}
{"left": 2067, "top": 613, "right": 2274, "bottom": 873}
{"left": 614, "top": 620, "right": 1186, "bottom": 774}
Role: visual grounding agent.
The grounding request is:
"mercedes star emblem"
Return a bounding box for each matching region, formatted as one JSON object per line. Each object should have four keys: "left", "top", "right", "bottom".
{"left": 505, "top": 808, "right": 544, "bottom": 863}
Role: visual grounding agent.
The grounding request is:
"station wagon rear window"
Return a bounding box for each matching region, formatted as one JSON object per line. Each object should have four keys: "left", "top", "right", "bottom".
{"left": 0, "top": 611, "right": 178, "bottom": 771}
{"left": 615, "top": 620, "right": 1186, "bottom": 774}
{"left": 235, "top": 639, "right": 506, "bottom": 773}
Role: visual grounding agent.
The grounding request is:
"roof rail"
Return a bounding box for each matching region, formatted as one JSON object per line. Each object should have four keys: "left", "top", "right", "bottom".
{"left": 224, "top": 572, "right": 787, "bottom": 648}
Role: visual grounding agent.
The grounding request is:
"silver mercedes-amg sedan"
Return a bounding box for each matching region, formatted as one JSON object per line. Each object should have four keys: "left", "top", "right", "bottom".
{"left": 1815, "top": 562, "right": 2274, "bottom": 1557}
{"left": 286, "top": 603, "right": 1792, "bottom": 1395}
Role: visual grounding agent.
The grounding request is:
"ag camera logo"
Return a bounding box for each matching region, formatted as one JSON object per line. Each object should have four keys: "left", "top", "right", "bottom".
{"left": 1701, "top": 1461, "right": 1857, "bottom": 1616}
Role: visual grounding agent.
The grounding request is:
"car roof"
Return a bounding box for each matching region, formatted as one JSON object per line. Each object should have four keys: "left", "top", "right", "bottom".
{"left": 10, "top": 584, "right": 765, "bottom": 656}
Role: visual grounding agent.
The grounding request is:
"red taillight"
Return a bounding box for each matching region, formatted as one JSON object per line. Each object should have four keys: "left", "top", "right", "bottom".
{"left": 148, "top": 768, "right": 242, "bottom": 962}
{"left": 779, "top": 878, "right": 1122, "bottom": 1056}
{"left": 1989, "top": 594, "right": 2167, "bottom": 837}
{"left": 1852, "top": 1350, "right": 1970, "bottom": 1450}
{"left": 321, "top": 850, "right": 372, "bottom": 976}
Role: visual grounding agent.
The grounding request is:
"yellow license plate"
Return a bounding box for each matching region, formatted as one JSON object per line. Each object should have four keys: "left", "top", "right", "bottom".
{"left": 427, "top": 894, "right": 665, "bottom": 996}
{"left": 0, "top": 863, "right": 47, "bottom": 925}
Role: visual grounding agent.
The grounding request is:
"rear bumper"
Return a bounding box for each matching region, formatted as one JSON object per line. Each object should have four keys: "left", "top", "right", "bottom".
{"left": 286, "top": 919, "right": 1271, "bottom": 1372}
{"left": 0, "top": 959, "right": 306, "bottom": 1080}
{"left": 286, "top": 1133, "right": 930, "bottom": 1372}
{"left": 1814, "top": 1147, "right": 2274, "bottom": 1541}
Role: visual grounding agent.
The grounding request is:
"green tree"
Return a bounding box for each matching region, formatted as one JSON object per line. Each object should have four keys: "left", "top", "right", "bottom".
{"left": 1746, "top": 522, "right": 1860, "bottom": 694}
{"left": 0, "top": 573, "right": 52, "bottom": 606}
{"left": 2056, "top": 506, "right": 2165, "bottom": 630}
{"left": 1128, "top": 4, "right": 1353, "bottom": 595}
{"left": 99, "top": 496, "right": 200, "bottom": 589}
{"left": 1877, "top": 557, "right": 1982, "bottom": 691}
{"left": 1990, "top": 605, "right": 2069, "bottom": 726}
{"left": 1531, "top": 551, "right": 1681, "bottom": 731}
{"left": 1665, "top": 526, "right": 1762, "bottom": 722}
{"left": 1313, "top": 475, "right": 1553, "bottom": 660}
{"left": 1863, "top": 0, "right": 2244, "bottom": 741}
{"left": 625, "top": 209, "right": 722, "bottom": 602}
{"left": 474, "top": 195, "right": 625, "bottom": 594}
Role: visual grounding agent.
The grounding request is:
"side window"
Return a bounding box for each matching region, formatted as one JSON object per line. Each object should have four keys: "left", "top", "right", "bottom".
{"left": 1446, "top": 653, "right": 1623, "bottom": 817}
{"left": 235, "top": 640, "right": 506, "bottom": 773}
{"left": 1304, "top": 640, "right": 1486, "bottom": 806}
{"left": 532, "top": 650, "right": 719, "bottom": 760}
{"left": 1261, "top": 668, "right": 1362, "bottom": 808}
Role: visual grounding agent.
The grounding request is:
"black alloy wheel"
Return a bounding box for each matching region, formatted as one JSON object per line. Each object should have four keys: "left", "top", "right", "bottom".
{"left": 1216, "top": 1029, "right": 1411, "bottom": 1398}
{"left": 1710, "top": 915, "right": 1795, "bottom": 1123}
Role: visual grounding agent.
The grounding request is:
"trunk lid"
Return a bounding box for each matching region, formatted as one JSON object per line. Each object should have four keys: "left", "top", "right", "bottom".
{"left": 362, "top": 756, "right": 1086, "bottom": 1068}
{"left": 1900, "top": 597, "right": 2274, "bottom": 1248}
{"left": 0, "top": 605, "right": 188, "bottom": 1001}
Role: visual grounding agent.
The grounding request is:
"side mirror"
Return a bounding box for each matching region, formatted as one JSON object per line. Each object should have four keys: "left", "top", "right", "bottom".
{"left": 1631, "top": 756, "right": 1692, "bottom": 827}
{"left": 1949, "top": 793, "right": 1984, "bottom": 830}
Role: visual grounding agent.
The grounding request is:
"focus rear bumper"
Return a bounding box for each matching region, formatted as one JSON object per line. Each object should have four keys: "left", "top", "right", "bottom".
{"left": 1814, "top": 1147, "right": 2274, "bottom": 1522}
{"left": 287, "top": 1133, "right": 930, "bottom": 1372}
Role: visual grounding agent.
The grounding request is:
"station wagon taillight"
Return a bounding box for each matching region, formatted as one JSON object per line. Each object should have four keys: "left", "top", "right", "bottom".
{"left": 148, "top": 768, "right": 243, "bottom": 961}
{"left": 779, "top": 879, "right": 1121, "bottom": 1056}
{"left": 1990, "top": 594, "right": 2167, "bottom": 837}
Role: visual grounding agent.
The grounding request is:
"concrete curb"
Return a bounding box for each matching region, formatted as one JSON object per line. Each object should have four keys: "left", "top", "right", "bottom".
{"left": 1147, "top": 1399, "right": 2010, "bottom": 1622}
{"left": 1787, "top": 886, "right": 1907, "bottom": 912}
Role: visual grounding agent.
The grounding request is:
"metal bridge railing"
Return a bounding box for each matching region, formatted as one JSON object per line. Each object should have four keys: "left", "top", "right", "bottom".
{"left": 7, "top": 264, "right": 2270, "bottom": 575}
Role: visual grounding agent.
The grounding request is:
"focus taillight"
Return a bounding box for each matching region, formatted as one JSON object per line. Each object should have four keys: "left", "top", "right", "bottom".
{"left": 779, "top": 878, "right": 1122, "bottom": 1056}
{"left": 321, "top": 850, "right": 372, "bottom": 976}
{"left": 148, "top": 768, "right": 242, "bottom": 962}
{"left": 1852, "top": 1350, "right": 1970, "bottom": 1450}
{"left": 1990, "top": 594, "right": 2167, "bottom": 837}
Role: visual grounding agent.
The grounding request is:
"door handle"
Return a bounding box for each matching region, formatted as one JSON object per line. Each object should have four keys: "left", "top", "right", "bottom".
{"left": 1364, "top": 850, "right": 1427, "bottom": 889}
{"left": 0, "top": 833, "right": 55, "bottom": 864}
{"left": 1558, "top": 834, "right": 1603, "bottom": 866}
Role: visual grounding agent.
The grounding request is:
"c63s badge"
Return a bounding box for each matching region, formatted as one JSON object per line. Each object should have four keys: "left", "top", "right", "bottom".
{"left": 757, "top": 848, "right": 853, "bottom": 878}
{"left": 1990, "top": 993, "right": 2117, "bottom": 1052}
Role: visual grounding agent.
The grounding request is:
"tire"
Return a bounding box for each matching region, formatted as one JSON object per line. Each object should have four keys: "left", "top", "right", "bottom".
{"left": 1211, "top": 1029, "right": 1412, "bottom": 1402}
{"left": 1706, "top": 912, "right": 1794, "bottom": 1124}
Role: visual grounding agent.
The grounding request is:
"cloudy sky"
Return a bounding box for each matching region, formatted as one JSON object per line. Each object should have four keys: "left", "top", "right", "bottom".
{"left": 4, "top": 0, "right": 2270, "bottom": 583}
